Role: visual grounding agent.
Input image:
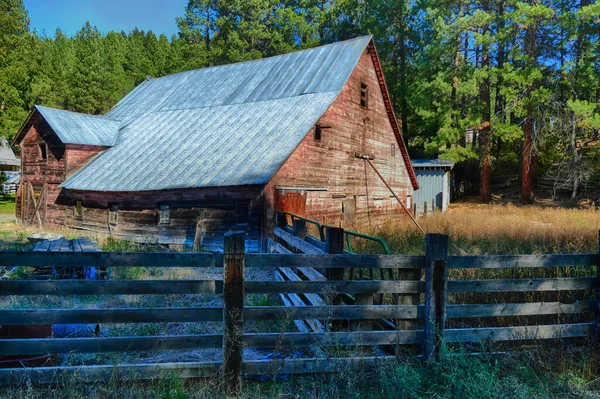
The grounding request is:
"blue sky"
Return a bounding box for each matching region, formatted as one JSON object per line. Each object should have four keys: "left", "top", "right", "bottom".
{"left": 24, "top": 0, "right": 188, "bottom": 38}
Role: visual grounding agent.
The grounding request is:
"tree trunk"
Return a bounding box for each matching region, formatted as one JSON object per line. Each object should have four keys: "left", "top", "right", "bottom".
{"left": 398, "top": 0, "right": 409, "bottom": 138}
{"left": 521, "top": 5, "right": 538, "bottom": 205}
{"left": 480, "top": 0, "right": 491, "bottom": 203}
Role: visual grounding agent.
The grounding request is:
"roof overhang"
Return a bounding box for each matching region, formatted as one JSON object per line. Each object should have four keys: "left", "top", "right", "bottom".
{"left": 366, "top": 40, "right": 419, "bottom": 190}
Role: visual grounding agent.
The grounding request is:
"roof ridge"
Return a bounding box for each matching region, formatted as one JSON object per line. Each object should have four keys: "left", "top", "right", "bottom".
{"left": 35, "top": 105, "right": 121, "bottom": 123}
{"left": 149, "top": 35, "right": 373, "bottom": 82}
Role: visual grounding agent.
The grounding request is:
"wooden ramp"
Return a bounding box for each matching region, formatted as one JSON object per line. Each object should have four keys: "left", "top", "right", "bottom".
{"left": 32, "top": 237, "right": 106, "bottom": 279}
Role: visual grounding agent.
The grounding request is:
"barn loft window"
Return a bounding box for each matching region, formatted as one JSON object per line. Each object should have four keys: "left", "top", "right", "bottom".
{"left": 108, "top": 205, "right": 118, "bottom": 225}
{"left": 314, "top": 124, "right": 322, "bottom": 141}
{"left": 360, "top": 82, "right": 369, "bottom": 108}
{"left": 159, "top": 205, "right": 170, "bottom": 225}
{"left": 391, "top": 144, "right": 395, "bottom": 157}
{"left": 74, "top": 201, "right": 83, "bottom": 220}
{"left": 38, "top": 144, "right": 47, "bottom": 161}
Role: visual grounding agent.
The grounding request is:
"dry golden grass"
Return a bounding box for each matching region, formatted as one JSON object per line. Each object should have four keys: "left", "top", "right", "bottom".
{"left": 371, "top": 203, "right": 600, "bottom": 256}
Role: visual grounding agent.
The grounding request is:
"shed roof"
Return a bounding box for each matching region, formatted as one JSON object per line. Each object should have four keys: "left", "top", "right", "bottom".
{"left": 0, "top": 139, "right": 20, "bottom": 167}
{"left": 411, "top": 159, "right": 455, "bottom": 170}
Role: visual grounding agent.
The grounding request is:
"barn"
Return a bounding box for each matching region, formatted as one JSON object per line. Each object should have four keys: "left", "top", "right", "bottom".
{"left": 13, "top": 36, "right": 418, "bottom": 252}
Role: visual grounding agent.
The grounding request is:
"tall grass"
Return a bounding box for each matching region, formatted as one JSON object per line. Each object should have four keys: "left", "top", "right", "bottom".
{"left": 374, "top": 204, "right": 600, "bottom": 256}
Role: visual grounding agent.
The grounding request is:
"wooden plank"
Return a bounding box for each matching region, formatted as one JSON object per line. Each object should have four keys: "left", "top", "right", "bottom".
{"left": 444, "top": 322, "right": 594, "bottom": 343}
{"left": 244, "top": 305, "right": 422, "bottom": 320}
{"left": 0, "top": 280, "right": 224, "bottom": 296}
{"left": 0, "top": 335, "right": 223, "bottom": 355}
{"left": 0, "top": 362, "right": 222, "bottom": 386}
{"left": 274, "top": 227, "right": 325, "bottom": 255}
{"left": 245, "top": 280, "right": 424, "bottom": 294}
{"left": 297, "top": 267, "right": 327, "bottom": 281}
{"left": 305, "top": 236, "right": 326, "bottom": 251}
{"left": 447, "top": 301, "right": 595, "bottom": 318}
{"left": 278, "top": 291, "right": 311, "bottom": 333}
{"left": 275, "top": 269, "right": 324, "bottom": 332}
{"left": 448, "top": 254, "right": 597, "bottom": 269}
{"left": 244, "top": 330, "right": 422, "bottom": 348}
{"left": 448, "top": 277, "right": 596, "bottom": 292}
{"left": 278, "top": 267, "right": 325, "bottom": 306}
{"left": 0, "top": 308, "right": 223, "bottom": 324}
{"left": 0, "top": 357, "right": 403, "bottom": 386}
{"left": 0, "top": 251, "right": 224, "bottom": 268}
{"left": 34, "top": 240, "right": 51, "bottom": 252}
{"left": 245, "top": 254, "right": 425, "bottom": 269}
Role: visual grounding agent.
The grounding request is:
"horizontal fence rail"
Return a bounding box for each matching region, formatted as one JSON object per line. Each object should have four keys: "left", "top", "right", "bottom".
{"left": 0, "top": 229, "right": 597, "bottom": 391}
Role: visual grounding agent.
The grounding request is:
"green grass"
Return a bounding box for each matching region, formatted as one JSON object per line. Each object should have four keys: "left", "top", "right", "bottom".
{"left": 0, "top": 194, "right": 15, "bottom": 215}
{"left": 1, "top": 345, "right": 598, "bottom": 398}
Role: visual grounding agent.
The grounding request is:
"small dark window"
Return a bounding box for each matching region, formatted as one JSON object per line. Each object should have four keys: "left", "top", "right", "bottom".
{"left": 74, "top": 201, "right": 83, "bottom": 220}
{"left": 39, "top": 144, "right": 47, "bottom": 161}
{"left": 109, "top": 205, "right": 118, "bottom": 225}
{"left": 391, "top": 143, "right": 395, "bottom": 157}
{"left": 235, "top": 202, "right": 249, "bottom": 225}
{"left": 159, "top": 205, "right": 170, "bottom": 225}
{"left": 314, "top": 125, "right": 322, "bottom": 141}
{"left": 360, "top": 82, "right": 369, "bottom": 108}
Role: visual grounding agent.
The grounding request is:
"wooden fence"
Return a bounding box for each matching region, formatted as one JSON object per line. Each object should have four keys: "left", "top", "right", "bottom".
{"left": 0, "top": 230, "right": 597, "bottom": 393}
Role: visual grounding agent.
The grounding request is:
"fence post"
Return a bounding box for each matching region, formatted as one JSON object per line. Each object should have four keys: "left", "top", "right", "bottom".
{"left": 293, "top": 219, "right": 307, "bottom": 240}
{"left": 423, "top": 233, "right": 449, "bottom": 363}
{"left": 325, "top": 227, "right": 344, "bottom": 280}
{"left": 276, "top": 212, "right": 287, "bottom": 229}
{"left": 223, "top": 231, "right": 245, "bottom": 394}
{"left": 596, "top": 230, "right": 600, "bottom": 338}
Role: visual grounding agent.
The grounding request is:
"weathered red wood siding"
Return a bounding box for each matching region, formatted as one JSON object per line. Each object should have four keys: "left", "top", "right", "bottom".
{"left": 65, "top": 144, "right": 108, "bottom": 177}
{"left": 46, "top": 187, "right": 262, "bottom": 250}
{"left": 264, "top": 48, "right": 413, "bottom": 233}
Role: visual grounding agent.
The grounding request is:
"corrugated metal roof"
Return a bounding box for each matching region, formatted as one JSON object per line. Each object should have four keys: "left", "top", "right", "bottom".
{"left": 62, "top": 36, "right": 372, "bottom": 191}
{"left": 35, "top": 105, "right": 120, "bottom": 146}
{"left": 411, "top": 159, "right": 455, "bottom": 169}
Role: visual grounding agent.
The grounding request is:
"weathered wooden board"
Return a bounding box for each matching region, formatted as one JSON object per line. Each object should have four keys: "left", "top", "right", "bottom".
{"left": 0, "top": 280, "right": 223, "bottom": 296}
{"left": 246, "top": 254, "right": 425, "bottom": 269}
{"left": 274, "top": 227, "right": 325, "bottom": 255}
{"left": 0, "top": 308, "right": 223, "bottom": 325}
{"left": 448, "top": 254, "right": 597, "bottom": 269}
{"left": 448, "top": 277, "right": 596, "bottom": 292}
{"left": 244, "top": 330, "right": 422, "bottom": 348}
{"left": 446, "top": 301, "right": 595, "bottom": 318}
{"left": 244, "top": 305, "right": 422, "bottom": 320}
{"left": 444, "top": 322, "right": 593, "bottom": 343}
{"left": 0, "top": 251, "right": 223, "bottom": 268}
{"left": 0, "top": 335, "right": 223, "bottom": 355}
{"left": 245, "top": 280, "right": 424, "bottom": 294}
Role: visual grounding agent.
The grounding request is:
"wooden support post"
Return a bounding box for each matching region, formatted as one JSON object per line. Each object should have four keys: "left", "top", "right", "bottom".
{"left": 292, "top": 219, "right": 307, "bottom": 241}
{"left": 413, "top": 203, "right": 418, "bottom": 220}
{"left": 595, "top": 230, "right": 600, "bottom": 338}
{"left": 222, "top": 231, "right": 245, "bottom": 394}
{"left": 193, "top": 209, "right": 206, "bottom": 252}
{"left": 423, "top": 201, "right": 428, "bottom": 217}
{"left": 325, "top": 227, "right": 344, "bottom": 280}
{"left": 431, "top": 198, "right": 436, "bottom": 214}
{"left": 276, "top": 212, "right": 287, "bottom": 230}
{"left": 423, "top": 233, "right": 449, "bottom": 363}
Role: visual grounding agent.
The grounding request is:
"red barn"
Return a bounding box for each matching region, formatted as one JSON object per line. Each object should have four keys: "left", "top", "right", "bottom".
{"left": 14, "top": 36, "right": 418, "bottom": 252}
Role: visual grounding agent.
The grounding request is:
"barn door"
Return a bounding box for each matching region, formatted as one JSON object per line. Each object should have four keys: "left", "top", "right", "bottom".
{"left": 22, "top": 182, "right": 46, "bottom": 227}
{"left": 276, "top": 190, "right": 307, "bottom": 218}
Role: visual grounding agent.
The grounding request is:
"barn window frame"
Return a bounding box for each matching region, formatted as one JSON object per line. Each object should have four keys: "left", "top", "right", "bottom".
{"left": 38, "top": 143, "right": 47, "bottom": 161}
{"left": 159, "top": 205, "right": 170, "bottom": 225}
{"left": 108, "top": 204, "right": 118, "bottom": 225}
{"left": 74, "top": 201, "right": 83, "bottom": 220}
{"left": 360, "top": 82, "right": 369, "bottom": 108}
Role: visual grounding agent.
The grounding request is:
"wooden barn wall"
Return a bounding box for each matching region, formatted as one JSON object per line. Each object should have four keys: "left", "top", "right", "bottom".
{"left": 264, "top": 48, "right": 413, "bottom": 234}
{"left": 45, "top": 187, "right": 263, "bottom": 249}
{"left": 65, "top": 144, "right": 108, "bottom": 177}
